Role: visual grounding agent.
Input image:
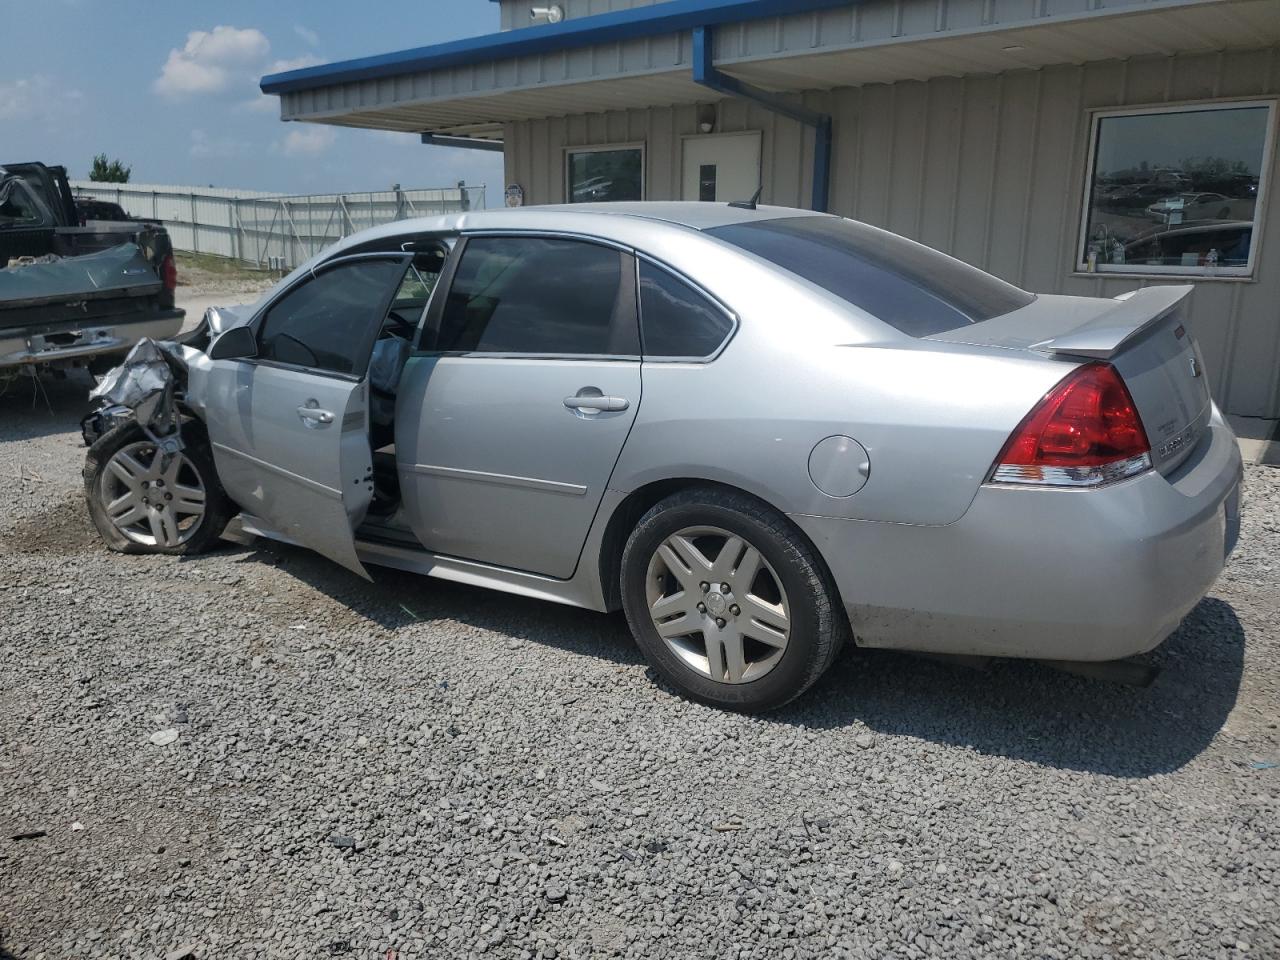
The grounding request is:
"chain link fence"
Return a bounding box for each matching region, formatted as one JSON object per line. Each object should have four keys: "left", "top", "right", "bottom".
{"left": 69, "top": 181, "right": 485, "bottom": 270}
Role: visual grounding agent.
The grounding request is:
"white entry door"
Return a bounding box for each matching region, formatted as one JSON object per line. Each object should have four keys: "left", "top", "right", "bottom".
{"left": 681, "top": 132, "right": 762, "bottom": 203}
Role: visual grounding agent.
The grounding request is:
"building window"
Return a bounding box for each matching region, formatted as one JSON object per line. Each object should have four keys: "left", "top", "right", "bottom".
{"left": 567, "top": 145, "right": 644, "bottom": 203}
{"left": 1079, "top": 101, "right": 1274, "bottom": 277}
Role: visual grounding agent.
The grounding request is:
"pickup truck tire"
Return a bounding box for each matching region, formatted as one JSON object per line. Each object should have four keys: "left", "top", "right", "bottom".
{"left": 619, "top": 486, "right": 847, "bottom": 713}
{"left": 83, "top": 422, "right": 232, "bottom": 556}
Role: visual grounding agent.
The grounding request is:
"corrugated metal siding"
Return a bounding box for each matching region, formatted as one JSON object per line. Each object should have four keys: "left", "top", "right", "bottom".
{"left": 281, "top": 0, "right": 1264, "bottom": 123}
{"left": 500, "top": 0, "right": 662, "bottom": 31}
{"left": 505, "top": 47, "right": 1280, "bottom": 417}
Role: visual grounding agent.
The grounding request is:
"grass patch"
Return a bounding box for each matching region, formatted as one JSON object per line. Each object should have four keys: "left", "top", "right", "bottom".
{"left": 175, "top": 251, "right": 272, "bottom": 278}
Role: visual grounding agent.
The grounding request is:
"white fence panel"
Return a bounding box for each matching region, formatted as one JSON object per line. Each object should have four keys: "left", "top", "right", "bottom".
{"left": 69, "top": 181, "right": 484, "bottom": 268}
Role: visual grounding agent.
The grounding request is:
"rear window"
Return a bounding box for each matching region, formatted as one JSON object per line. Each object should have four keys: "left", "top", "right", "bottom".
{"left": 706, "top": 216, "right": 1035, "bottom": 337}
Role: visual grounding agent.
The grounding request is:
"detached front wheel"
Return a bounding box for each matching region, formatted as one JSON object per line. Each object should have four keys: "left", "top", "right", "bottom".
{"left": 84, "top": 423, "right": 231, "bottom": 555}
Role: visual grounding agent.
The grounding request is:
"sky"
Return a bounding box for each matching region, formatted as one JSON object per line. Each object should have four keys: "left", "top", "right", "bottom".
{"left": 2, "top": 1, "right": 506, "bottom": 199}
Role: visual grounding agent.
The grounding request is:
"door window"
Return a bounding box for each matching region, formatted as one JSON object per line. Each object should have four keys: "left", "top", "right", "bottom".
{"left": 638, "top": 261, "right": 734, "bottom": 358}
{"left": 257, "top": 257, "right": 408, "bottom": 375}
{"left": 435, "top": 236, "right": 638, "bottom": 356}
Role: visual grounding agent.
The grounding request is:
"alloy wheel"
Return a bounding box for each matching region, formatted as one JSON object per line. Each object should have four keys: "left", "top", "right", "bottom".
{"left": 99, "top": 441, "right": 208, "bottom": 549}
{"left": 644, "top": 525, "right": 791, "bottom": 684}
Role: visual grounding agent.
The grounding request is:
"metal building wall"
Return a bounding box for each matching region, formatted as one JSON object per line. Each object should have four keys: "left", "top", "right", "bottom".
{"left": 499, "top": 0, "right": 662, "bottom": 31}
{"left": 504, "top": 47, "right": 1280, "bottom": 418}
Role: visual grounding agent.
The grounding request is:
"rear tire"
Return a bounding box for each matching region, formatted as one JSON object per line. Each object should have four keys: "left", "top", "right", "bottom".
{"left": 620, "top": 486, "right": 846, "bottom": 712}
{"left": 84, "top": 422, "right": 232, "bottom": 556}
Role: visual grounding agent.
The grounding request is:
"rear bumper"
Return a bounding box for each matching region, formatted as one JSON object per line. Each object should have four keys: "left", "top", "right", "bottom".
{"left": 0, "top": 310, "right": 184, "bottom": 367}
{"left": 792, "top": 409, "right": 1243, "bottom": 661}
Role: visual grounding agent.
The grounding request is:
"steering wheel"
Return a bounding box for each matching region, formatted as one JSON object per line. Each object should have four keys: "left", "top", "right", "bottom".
{"left": 381, "top": 309, "right": 418, "bottom": 341}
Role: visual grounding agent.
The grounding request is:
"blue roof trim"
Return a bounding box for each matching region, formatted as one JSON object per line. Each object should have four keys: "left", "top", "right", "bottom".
{"left": 261, "top": 0, "right": 854, "bottom": 95}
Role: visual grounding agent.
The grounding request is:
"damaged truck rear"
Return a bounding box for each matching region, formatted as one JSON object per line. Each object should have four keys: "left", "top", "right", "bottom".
{"left": 0, "top": 161, "right": 183, "bottom": 372}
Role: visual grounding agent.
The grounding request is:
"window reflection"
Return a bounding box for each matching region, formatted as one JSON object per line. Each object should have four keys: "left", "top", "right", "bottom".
{"left": 568, "top": 148, "right": 644, "bottom": 203}
{"left": 1081, "top": 104, "right": 1270, "bottom": 275}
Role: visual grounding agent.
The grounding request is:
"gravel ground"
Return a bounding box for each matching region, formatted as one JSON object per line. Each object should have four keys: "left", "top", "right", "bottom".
{"left": 1, "top": 378, "right": 1277, "bottom": 960}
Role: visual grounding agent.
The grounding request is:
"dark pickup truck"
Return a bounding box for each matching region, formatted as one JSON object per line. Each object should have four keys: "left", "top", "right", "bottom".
{"left": 1, "top": 161, "right": 183, "bottom": 371}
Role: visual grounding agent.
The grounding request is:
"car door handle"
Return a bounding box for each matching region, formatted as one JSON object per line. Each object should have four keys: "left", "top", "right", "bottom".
{"left": 297, "top": 404, "right": 334, "bottom": 424}
{"left": 564, "top": 395, "right": 629, "bottom": 412}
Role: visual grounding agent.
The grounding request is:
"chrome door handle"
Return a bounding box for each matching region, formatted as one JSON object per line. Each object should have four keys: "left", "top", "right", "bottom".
{"left": 297, "top": 404, "right": 334, "bottom": 424}
{"left": 564, "top": 395, "right": 629, "bottom": 412}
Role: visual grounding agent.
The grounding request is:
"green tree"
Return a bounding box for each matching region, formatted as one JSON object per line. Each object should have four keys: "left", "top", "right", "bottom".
{"left": 88, "top": 154, "right": 131, "bottom": 183}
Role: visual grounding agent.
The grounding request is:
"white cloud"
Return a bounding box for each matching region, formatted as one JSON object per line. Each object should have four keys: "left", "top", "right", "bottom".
{"left": 367, "top": 130, "right": 421, "bottom": 147}
{"left": 294, "top": 24, "right": 320, "bottom": 48}
{"left": 238, "top": 95, "right": 281, "bottom": 115}
{"left": 154, "top": 26, "right": 270, "bottom": 98}
{"left": 264, "top": 54, "right": 323, "bottom": 76}
{"left": 276, "top": 125, "right": 337, "bottom": 156}
{"left": 189, "top": 128, "right": 250, "bottom": 159}
{"left": 0, "top": 75, "right": 83, "bottom": 121}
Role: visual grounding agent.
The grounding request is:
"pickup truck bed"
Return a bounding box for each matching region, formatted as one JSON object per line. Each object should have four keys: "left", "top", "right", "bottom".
{"left": 1, "top": 162, "right": 183, "bottom": 370}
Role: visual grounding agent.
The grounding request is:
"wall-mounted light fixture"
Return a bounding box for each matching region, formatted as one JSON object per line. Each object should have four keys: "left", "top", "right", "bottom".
{"left": 530, "top": 5, "right": 565, "bottom": 24}
{"left": 697, "top": 103, "right": 718, "bottom": 134}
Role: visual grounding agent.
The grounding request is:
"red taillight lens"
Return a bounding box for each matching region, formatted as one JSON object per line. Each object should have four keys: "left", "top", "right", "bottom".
{"left": 161, "top": 253, "right": 177, "bottom": 291}
{"left": 990, "top": 362, "right": 1152, "bottom": 487}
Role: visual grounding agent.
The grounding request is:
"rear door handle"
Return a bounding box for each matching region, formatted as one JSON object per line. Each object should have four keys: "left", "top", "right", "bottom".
{"left": 564, "top": 395, "right": 629, "bottom": 412}
{"left": 297, "top": 404, "right": 334, "bottom": 424}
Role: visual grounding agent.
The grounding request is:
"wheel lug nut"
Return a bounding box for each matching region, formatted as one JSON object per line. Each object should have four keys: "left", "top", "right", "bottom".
{"left": 164, "top": 493, "right": 173, "bottom": 501}
{"left": 142, "top": 481, "right": 149, "bottom": 488}
{"left": 720, "top": 583, "right": 730, "bottom": 593}
{"left": 696, "top": 602, "right": 706, "bottom": 613}
{"left": 700, "top": 582, "right": 710, "bottom": 593}
{"left": 730, "top": 604, "right": 741, "bottom": 616}
{"left": 715, "top": 618, "right": 727, "bottom": 629}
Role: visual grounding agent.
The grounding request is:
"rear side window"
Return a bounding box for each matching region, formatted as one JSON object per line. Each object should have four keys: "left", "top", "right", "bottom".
{"left": 707, "top": 216, "right": 1035, "bottom": 337}
{"left": 638, "top": 261, "right": 734, "bottom": 358}
{"left": 258, "top": 258, "right": 408, "bottom": 375}
{"left": 436, "top": 236, "right": 638, "bottom": 356}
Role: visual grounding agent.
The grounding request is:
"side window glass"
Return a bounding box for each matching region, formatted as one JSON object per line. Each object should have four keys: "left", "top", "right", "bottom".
{"left": 638, "top": 261, "right": 734, "bottom": 358}
{"left": 258, "top": 258, "right": 408, "bottom": 375}
{"left": 436, "top": 236, "right": 637, "bottom": 356}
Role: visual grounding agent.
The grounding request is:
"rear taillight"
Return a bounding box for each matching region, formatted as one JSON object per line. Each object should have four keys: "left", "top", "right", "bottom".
{"left": 161, "top": 253, "right": 177, "bottom": 291}
{"left": 989, "top": 361, "right": 1151, "bottom": 487}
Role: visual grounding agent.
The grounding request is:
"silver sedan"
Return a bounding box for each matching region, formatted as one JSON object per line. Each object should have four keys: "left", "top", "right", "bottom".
{"left": 83, "top": 203, "right": 1243, "bottom": 711}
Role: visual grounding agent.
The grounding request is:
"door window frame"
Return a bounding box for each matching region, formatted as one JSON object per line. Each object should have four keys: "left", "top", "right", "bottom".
{"left": 634, "top": 252, "right": 739, "bottom": 363}
{"left": 418, "top": 231, "right": 642, "bottom": 362}
{"left": 244, "top": 251, "right": 413, "bottom": 382}
{"left": 1074, "top": 98, "right": 1277, "bottom": 280}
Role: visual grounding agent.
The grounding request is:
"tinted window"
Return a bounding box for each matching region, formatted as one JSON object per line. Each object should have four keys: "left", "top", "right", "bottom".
{"left": 568, "top": 148, "right": 643, "bottom": 203}
{"left": 639, "top": 262, "right": 733, "bottom": 357}
{"left": 258, "top": 258, "right": 407, "bottom": 375}
{"left": 436, "top": 237, "right": 637, "bottom": 356}
{"left": 1082, "top": 104, "right": 1270, "bottom": 275}
{"left": 707, "top": 216, "right": 1034, "bottom": 337}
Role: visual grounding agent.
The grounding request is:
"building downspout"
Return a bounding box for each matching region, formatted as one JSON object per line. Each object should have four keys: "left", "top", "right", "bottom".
{"left": 691, "top": 25, "right": 832, "bottom": 212}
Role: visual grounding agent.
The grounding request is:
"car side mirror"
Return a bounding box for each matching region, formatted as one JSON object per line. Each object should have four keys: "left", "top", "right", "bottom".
{"left": 208, "top": 325, "right": 258, "bottom": 361}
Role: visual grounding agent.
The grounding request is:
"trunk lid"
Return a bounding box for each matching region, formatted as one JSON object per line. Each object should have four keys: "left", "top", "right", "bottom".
{"left": 929, "top": 286, "right": 1211, "bottom": 475}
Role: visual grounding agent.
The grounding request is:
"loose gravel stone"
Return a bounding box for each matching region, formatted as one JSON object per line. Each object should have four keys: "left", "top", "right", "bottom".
{"left": 1, "top": 376, "right": 1278, "bottom": 959}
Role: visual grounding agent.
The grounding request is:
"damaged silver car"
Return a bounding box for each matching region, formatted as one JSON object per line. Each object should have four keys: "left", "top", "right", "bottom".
{"left": 83, "top": 204, "right": 1242, "bottom": 712}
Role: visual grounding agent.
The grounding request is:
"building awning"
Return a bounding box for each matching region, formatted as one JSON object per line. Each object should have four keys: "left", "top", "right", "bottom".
{"left": 261, "top": 0, "right": 1280, "bottom": 139}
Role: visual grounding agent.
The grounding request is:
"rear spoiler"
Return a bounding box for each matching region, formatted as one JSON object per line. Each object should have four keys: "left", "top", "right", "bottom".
{"left": 1030, "top": 285, "right": 1194, "bottom": 359}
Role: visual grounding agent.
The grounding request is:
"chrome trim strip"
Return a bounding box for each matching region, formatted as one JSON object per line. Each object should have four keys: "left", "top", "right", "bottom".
{"left": 211, "top": 442, "right": 343, "bottom": 500}
{"left": 406, "top": 462, "right": 588, "bottom": 496}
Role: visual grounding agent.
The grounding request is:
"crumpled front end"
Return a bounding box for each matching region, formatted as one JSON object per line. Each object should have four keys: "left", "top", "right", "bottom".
{"left": 81, "top": 337, "right": 189, "bottom": 448}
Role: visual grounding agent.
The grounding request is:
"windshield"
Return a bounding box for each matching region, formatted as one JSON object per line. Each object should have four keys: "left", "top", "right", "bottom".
{"left": 706, "top": 216, "right": 1035, "bottom": 337}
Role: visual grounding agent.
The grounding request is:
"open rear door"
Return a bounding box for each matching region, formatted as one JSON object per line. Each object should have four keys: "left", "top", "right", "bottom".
{"left": 203, "top": 253, "right": 412, "bottom": 579}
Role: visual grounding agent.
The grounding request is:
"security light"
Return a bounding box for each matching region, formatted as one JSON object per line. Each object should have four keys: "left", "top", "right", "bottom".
{"left": 530, "top": 5, "right": 565, "bottom": 24}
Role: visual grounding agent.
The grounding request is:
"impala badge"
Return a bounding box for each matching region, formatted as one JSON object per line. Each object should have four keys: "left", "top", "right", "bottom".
{"left": 1189, "top": 357, "right": 1202, "bottom": 378}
